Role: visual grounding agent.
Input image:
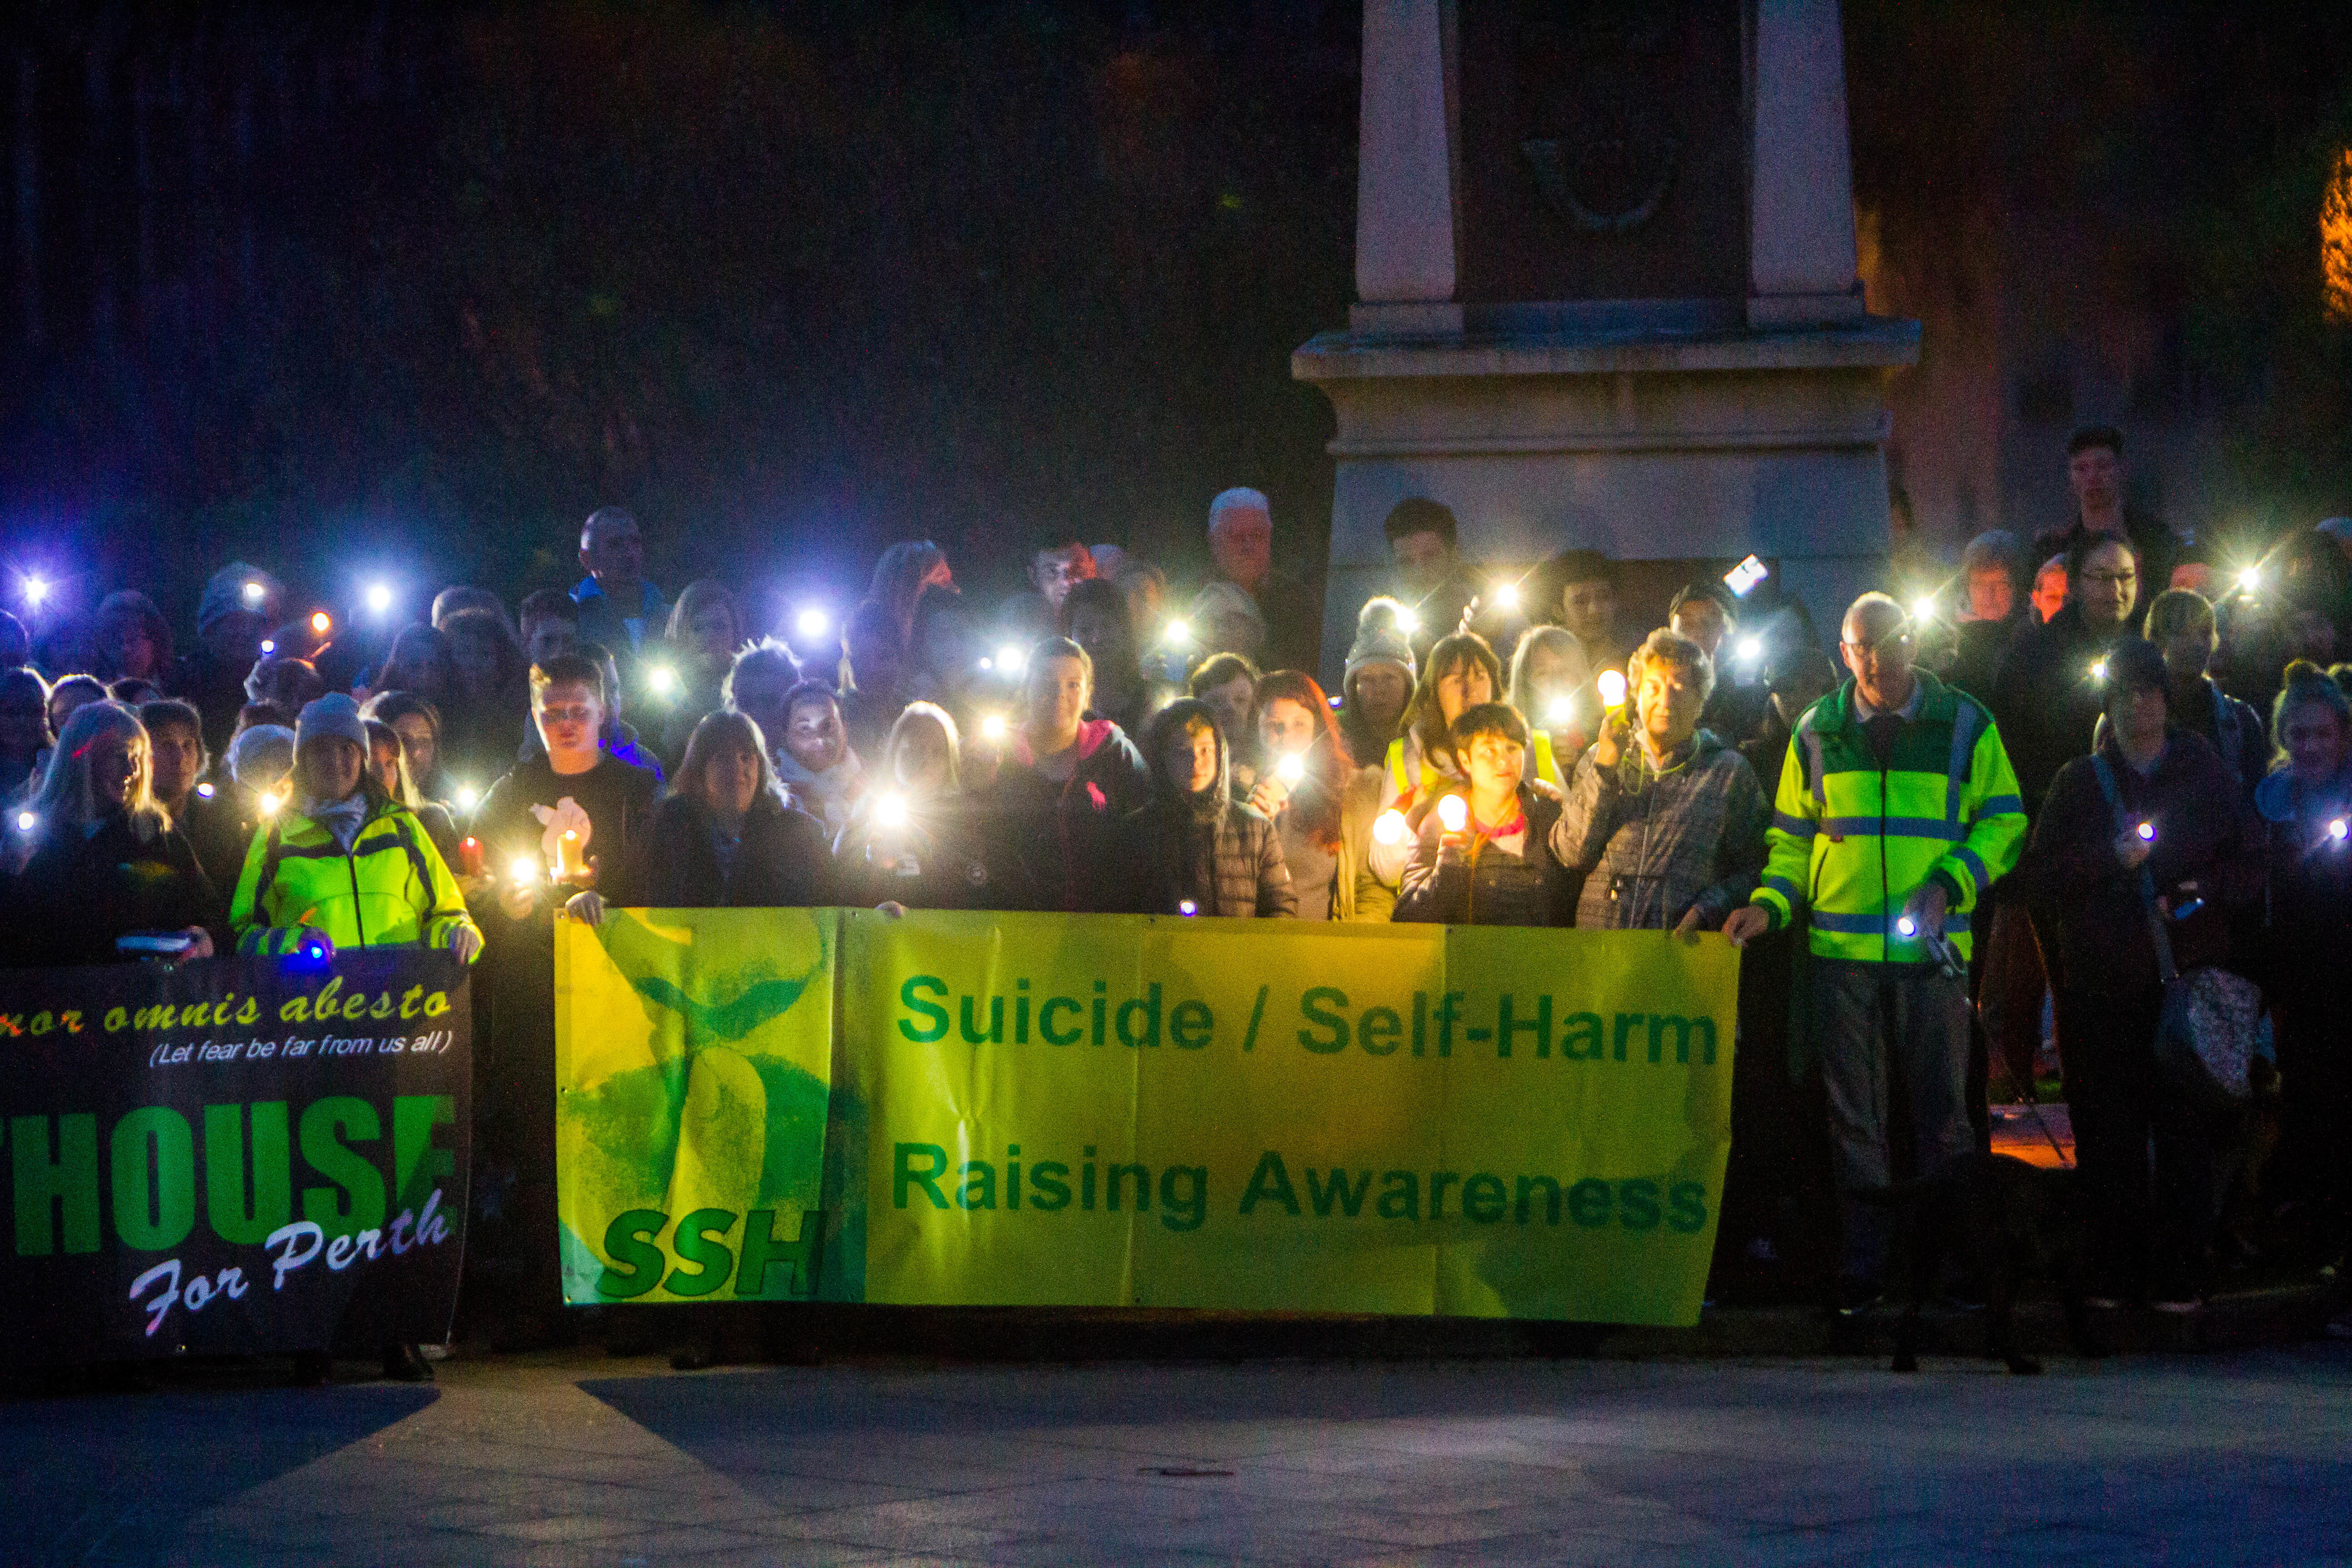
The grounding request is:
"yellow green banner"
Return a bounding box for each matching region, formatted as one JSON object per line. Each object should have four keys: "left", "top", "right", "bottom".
{"left": 557, "top": 910, "right": 1735, "bottom": 1326}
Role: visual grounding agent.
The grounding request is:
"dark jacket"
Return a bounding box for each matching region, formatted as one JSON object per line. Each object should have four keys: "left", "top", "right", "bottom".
{"left": 1395, "top": 785, "right": 1572, "bottom": 927}
{"left": 1993, "top": 602, "right": 2139, "bottom": 821}
{"left": 3, "top": 812, "right": 219, "bottom": 965}
{"left": 1945, "top": 613, "right": 2023, "bottom": 706}
{"left": 608, "top": 792, "right": 830, "bottom": 909}
{"left": 2250, "top": 764, "right": 2352, "bottom": 1002}
{"left": 834, "top": 793, "right": 995, "bottom": 910}
{"left": 981, "top": 719, "right": 1151, "bottom": 912}
{"left": 174, "top": 784, "right": 262, "bottom": 897}
{"left": 1124, "top": 700, "right": 1294, "bottom": 918}
{"left": 571, "top": 576, "right": 671, "bottom": 662}
{"left": 1551, "top": 729, "right": 1766, "bottom": 931}
{"left": 2009, "top": 730, "right": 2257, "bottom": 999}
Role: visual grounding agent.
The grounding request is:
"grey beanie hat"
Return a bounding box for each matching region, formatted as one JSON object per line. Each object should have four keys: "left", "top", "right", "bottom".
{"left": 293, "top": 693, "right": 369, "bottom": 756}
{"left": 1344, "top": 621, "right": 1416, "bottom": 690}
{"left": 224, "top": 724, "right": 296, "bottom": 791}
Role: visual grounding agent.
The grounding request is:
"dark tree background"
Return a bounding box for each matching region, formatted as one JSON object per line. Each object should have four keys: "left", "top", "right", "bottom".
{"left": 7, "top": 1, "right": 2352, "bottom": 641}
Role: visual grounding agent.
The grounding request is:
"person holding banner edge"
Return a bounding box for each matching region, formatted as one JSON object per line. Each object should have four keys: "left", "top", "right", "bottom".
{"left": 226, "top": 693, "right": 481, "bottom": 1384}
{"left": 3, "top": 701, "right": 220, "bottom": 966}
{"left": 1723, "top": 593, "right": 2028, "bottom": 1311}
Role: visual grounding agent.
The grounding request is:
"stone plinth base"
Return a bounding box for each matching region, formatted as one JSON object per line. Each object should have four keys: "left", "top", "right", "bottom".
{"left": 1294, "top": 315, "right": 1921, "bottom": 676}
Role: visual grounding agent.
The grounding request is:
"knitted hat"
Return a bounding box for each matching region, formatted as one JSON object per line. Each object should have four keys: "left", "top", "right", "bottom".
{"left": 1344, "top": 621, "right": 1416, "bottom": 690}
{"left": 293, "top": 693, "right": 369, "bottom": 756}
{"left": 197, "top": 563, "right": 283, "bottom": 634}
{"left": 224, "top": 725, "right": 295, "bottom": 791}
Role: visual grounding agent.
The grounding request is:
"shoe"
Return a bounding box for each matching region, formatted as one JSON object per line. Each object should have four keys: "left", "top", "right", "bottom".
{"left": 381, "top": 1342, "right": 435, "bottom": 1383}
{"left": 290, "top": 1351, "right": 332, "bottom": 1387}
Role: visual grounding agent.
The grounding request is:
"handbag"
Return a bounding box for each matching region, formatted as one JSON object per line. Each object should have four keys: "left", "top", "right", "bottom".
{"left": 2090, "top": 755, "right": 2258, "bottom": 1111}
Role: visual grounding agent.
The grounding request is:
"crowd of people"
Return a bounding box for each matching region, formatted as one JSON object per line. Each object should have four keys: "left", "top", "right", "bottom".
{"left": 7, "top": 424, "right": 2352, "bottom": 1367}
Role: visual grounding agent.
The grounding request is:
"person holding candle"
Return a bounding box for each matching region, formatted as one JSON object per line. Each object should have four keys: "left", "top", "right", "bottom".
{"left": 1244, "top": 671, "right": 1351, "bottom": 920}
{"left": 470, "top": 651, "right": 660, "bottom": 1352}
{"left": 1365, "top": 631, "right": 1505, "bottom": 892}
{"left": 1393, "top": 703, "right": 1572, "bottom": 927}
{"left": 1506, "top": 624, "right": 1591, "bottom": 793}
{"left": 1551, "top": 629, "right": 1766, "bottom": 933}
{"left": 833, "top": 702, "right": 994, "bottom": 909}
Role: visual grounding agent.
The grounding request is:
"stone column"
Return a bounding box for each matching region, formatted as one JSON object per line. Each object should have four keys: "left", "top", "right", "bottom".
{"left": 1747, "top": 0, "right": 1864, "bottom": 327}
{"left": 1349, "top": 0, "right": 1462, "bottom": 336}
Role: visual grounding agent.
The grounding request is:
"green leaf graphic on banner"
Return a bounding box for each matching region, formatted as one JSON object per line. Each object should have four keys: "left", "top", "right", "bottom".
{"left": 556, "top": 910, "right": 836, "bottom": 1304}
{"left": 628, "top": 975, "right": 820, "bottom": 1043}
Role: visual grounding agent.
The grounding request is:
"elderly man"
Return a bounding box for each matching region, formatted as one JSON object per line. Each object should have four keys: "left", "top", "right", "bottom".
{"left": 1724, "top": 593, "right": 2028, "bottom": 1308}
{"left": 1552, "top": 628, "right": 1765, "bottom": 933}
{"left": 571, "top": 507, "right": 670, "bottom": 662}
{"left": 1207, "top": 488, "right": 1317, "bottom": 674}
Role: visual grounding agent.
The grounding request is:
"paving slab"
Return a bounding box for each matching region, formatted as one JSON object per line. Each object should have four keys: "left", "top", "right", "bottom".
{"left": 4, "top": 1341, "right": 2349, "bottom": 1566}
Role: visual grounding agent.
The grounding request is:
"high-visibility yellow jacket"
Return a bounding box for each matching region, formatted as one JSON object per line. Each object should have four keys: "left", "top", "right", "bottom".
{"left": 229, "top": 798, "right": 480, "bottom": 959}
{"left": 1749, "top": 671, "right": 2026, "bottom": 963}
{"left": 1384, "top": 730, "right": 1559, "bottom": 800}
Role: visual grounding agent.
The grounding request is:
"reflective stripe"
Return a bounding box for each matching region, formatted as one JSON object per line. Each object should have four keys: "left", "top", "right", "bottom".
{"left": 1810, "top": 910, "right": 1890, "bottom": 934}
{"left": 249, "top": 823, "right": 287, "bottom": 917}
{"left": 387, "top": 812, "right": 433, "bottom": 903}
{"left": 1944, "top": 699, "right": 1983, "bottom": 824}
{"left": 1770, "top": 810, "right": 1817, "bottom": 839}
{"left": 1762, "top": 873, "right": 1804, "bottom": 901}
{"left": 1976, "top": 793, "right": 2025, "bottom": 818}
{"left": 1801, "top": 727, "right": 1829, "bottom": 812}
{"left": 1952, "top": 846, "right": 1990, "bottom": 897}
{"left": 1387, "top": 738, "right": 1409, "bottom": 795}
{"left": 1820, "top": 816, "right": 1961, "bottom": 841}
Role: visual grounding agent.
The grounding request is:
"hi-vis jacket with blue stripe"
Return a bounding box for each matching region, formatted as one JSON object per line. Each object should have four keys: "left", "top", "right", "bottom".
{"left": 1747, "top": 671, "right": 2027, "bottom": 963}
{"left": 229, "top": 799, "right": 480, "bottom": 959}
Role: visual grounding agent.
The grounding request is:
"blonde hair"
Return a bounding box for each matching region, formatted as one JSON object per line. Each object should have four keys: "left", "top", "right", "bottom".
{"left": 23, "top": 701, "right": 168, "bottom": 845}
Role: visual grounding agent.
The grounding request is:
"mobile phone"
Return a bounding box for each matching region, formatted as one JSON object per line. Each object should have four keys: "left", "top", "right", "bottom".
{"left": 1724, "top": 555, "right": 1769, "bottom": 597}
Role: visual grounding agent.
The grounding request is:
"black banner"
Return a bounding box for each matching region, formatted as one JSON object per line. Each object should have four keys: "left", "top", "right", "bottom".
{"left": 0, "top": 948, "right": 470, "bottom": 1363}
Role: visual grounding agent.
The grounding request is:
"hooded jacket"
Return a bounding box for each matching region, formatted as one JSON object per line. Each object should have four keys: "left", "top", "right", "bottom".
{"left": 1551, "top": 727, "right": 1767, "bottom": 931}
{"left": 1124, "top": 702, "right": 1295, "bottom": 918}
{"left": 982, "top": 717, "right": 1151, "bottom": 912}
{"left": 229, "top": 793, "right": 478, "bottom": 958}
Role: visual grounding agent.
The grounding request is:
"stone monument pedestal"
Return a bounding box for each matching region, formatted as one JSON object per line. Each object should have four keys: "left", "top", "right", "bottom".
{"left": 1297, "top": 0, "right": 1919, "bottom": 673}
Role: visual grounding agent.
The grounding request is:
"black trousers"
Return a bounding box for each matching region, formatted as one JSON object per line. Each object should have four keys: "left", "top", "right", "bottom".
{"left": 2059, "top": 984, "right": 2216, "bottom": 1297}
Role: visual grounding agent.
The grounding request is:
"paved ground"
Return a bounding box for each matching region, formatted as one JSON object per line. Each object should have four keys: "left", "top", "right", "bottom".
{"left": 7, "top": 1341, "right": 2350, "bottom": 1567}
